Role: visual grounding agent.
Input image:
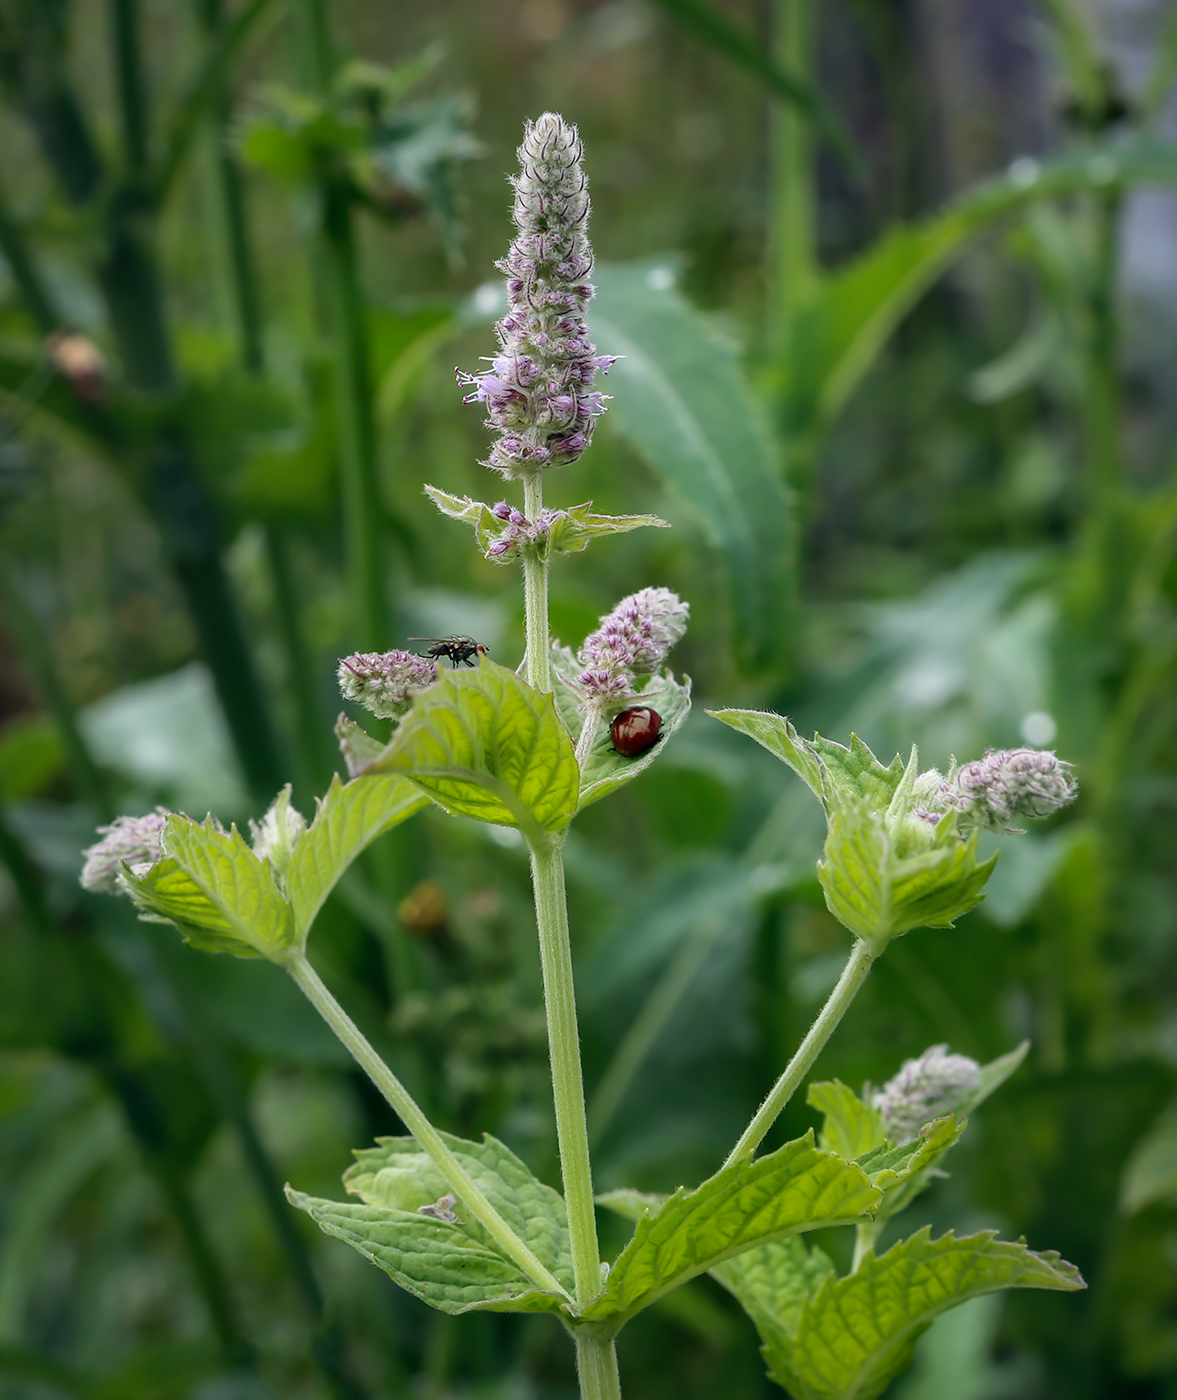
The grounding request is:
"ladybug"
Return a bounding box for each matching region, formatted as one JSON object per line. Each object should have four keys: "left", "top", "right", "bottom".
{"left": 610, "top": 706, "right": 663, "bottom": 757}
{"left": 408, "top": 636, "right": 489, "bottom": 667}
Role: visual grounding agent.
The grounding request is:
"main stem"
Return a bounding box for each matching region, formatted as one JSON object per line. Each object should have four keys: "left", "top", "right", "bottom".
{"left": 575, "top": 1332, "right": 622, "bottom": 1400}
{"left": 723, "top": 939, "right": 875, "bottom": 1167}
{"left": 522, "top": 473, "right": 551, "bottom": 693}
{"left": 284, "top": 951, "right": 569, "bottom": 1300}
{"left": 528, "top": 839, "right": 601, "bottom": 1306}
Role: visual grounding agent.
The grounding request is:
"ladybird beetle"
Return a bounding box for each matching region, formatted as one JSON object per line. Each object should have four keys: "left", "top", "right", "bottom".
{"left": 610, "top": 706, "right": 663, "bottom": 757}
{"left": 408, "top": 636, "right": 489, "bottom": 667}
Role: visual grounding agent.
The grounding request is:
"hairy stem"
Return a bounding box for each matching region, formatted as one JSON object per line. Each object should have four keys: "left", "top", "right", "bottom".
{"left": 522, "top": 474, "right": 551, "bottom": 693}
{"left": 574, "top": 710, "right": 600, "bottom": 771}
{"left": 574, "top": 1332, "right": 622, "bottom": 1400}
{"left": 724, "top": 939, "right": 875, "bottom": 1167}
{"left": 284, "top": 951, "right": 570, "bottom": 1300}
{"left": 528, "top": 838, "right": 601, "bottom": 1305}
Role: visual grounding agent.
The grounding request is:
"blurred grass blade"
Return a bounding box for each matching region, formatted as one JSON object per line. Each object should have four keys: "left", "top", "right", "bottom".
{"left": 648, "top": 0, "right": 861, "bottom": 175}
{"left": 591, "top": 263, "right": 795, "bottom": 673}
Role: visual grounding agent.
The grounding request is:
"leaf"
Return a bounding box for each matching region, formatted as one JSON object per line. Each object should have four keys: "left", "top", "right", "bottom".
{"left": 857, "top": 1117, "right": 967, "bottom": 1223}
{"left": 124, "top": 817, "right": 295, "bottom": 961}
{"left": 596, "top": 1188, "right": 669, "bottom": 1223}
{"left": 707, "top": 712, "right": 904, "bottom": 815}
{"left": 817, "top": 805, "right": 997, "bottom": 947}
{"left": 287, "top": 772, "right": 429, "bottom": 937}
{"left": 287, "top": 1132, "right": 573, "bottom": 1315}
{"left": 366, "top": 659, "right": 578, "bottom": 839}
{"left": 579, "top": 1130, "right": 879, "bottom": 1328}
{"left": 335, "top": 714, "right": 386, "bottom": 778}
{"left": 808, "top": 1082, "right": 886, "bottom": 1161}
{"left": 590, "top": 262, "right": 794, "bottom": 672}
{"left": 782, "top": 136, "right": 1177, "bottom": 448}
{"left": 712, "top": 1235, "right": 835, "bottom": 1358}
{"left": 962, "top": 1041, "right": 1030, "bottom": 1116}
{"left": 742, "top": 1227, "right": 1084, "bottom": 1400}
{"left": 1120, "top": 1103, "right": 1177, "bottom": 1214}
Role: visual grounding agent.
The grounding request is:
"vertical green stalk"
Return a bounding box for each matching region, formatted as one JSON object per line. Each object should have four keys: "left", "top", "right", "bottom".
{"left": 293, "top": 0, "right": 388, "bottom": 650}
{"left": 522, "top": 473, "right": 551, "bottom": 694}
{"left": 284, "top": 950, "right": 571, "bottom": 1300}
{"left": 723, "top": 939, "right": 875, "bottom": 1167}
{"left": 768, "top": 0, "right": 817, "bottom": 363}
{"left": 574, "top": 1331, "right": 622, "bottom": 1400}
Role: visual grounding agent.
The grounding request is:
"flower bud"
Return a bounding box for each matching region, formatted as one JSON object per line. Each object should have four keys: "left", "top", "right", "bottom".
{"left": 941, "top": 748, "right": 1078, "bottom": 832}
{"left": 248, "top": 785, "right": 306, "bottom": 880}
{"left": 80, "top": 810, "right": 168, "bottom": 894}
{"left": 871, "top": 1044, "right": 982, "bottom": 1143}
{"left": 576, "top": 587, "right": 689, "bottom": 707}
{"left": 338, "top": 650, "right": 438, "bottom": 719}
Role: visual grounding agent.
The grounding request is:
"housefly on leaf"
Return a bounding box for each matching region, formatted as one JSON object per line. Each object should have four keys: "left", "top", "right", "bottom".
{"left": 408, "top": 636, "right": 490, "bottom": 668}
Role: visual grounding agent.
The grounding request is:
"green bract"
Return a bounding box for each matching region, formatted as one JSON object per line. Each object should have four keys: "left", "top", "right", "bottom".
{"left": 288, "top": 1132, "right": 574, "bottom": 1315}
{"left": 714, "top": 1229, "right": 1084, "bottom": 1400}
{"left": 425, "top": 485, "right": 668, "bottom": 559}
{"left": 587, "top": 1131, "right": 879, "bottom": 1329}
{"left": 708, "top": 711, "right": 999, "bottom": 949}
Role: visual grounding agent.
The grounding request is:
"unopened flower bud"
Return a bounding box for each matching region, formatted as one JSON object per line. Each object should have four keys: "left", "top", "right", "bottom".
{"left": 941, "top": 748, "right": 1077, "bottom": 832}
{"left": 871, "top": 1044, "right": 982, "bottom": 1143}
{"left": 338, "top": 649, "right": 438, "bottom": 719}
{"left": 248, "top": 785, "right": 306, "bottom": 878}
{"left": 80, "top": 810, "right": 168, "bottom": 894}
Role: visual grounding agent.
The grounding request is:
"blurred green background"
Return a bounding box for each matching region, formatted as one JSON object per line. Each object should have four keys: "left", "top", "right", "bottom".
{"left": 2, "top": 0, "right": 1177, "bottom": 1396}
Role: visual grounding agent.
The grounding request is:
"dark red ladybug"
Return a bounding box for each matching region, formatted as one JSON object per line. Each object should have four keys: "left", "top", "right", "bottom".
{"left": 610, "top": 707, "right": 663, "bottom": 757}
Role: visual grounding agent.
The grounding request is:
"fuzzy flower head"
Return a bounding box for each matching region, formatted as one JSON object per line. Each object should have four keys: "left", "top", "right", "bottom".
{"left": 577, "top": 587, "right": 689, "bottom": 707}
{"left": 456, "top": 112, "right": 616, "bottom": 478}
{"left": 941, "top": 747, "right": 1078, "bottom": 832}
{"left": 871, "top": 1044, "right": 982, "bottom": 1144}
{"left": 80, "top": 810, "right": 169, "bottom": 894}
{"left": 338, "top": 649, "right": 438, "bottom": 720}
{"left": 248, "top": 785, "right": 306, "bottom": 880}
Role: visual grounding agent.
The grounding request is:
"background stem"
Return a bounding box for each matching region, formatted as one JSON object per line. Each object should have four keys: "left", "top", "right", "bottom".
{"left": 724, "top": 939, "right": 875, "bottom": 1167}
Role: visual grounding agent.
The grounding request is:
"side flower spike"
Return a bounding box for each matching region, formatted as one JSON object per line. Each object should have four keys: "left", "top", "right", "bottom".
{"left": 456, "top": 112, "right": 615, "bottom": 477}
{"left": 576, "top": 586, "right": 689, "bottom": 708}
{"left": 940, "top": 747, "right": 1078, "bottom": 832}
{"left": 338, "top": 650, "right": 438, "bottom": 719}
{"left": 871, "top": 1045, "right": 983, "bottom": 1143}
{"left": 80, "top": 810, "right": 169, "bottom": 894}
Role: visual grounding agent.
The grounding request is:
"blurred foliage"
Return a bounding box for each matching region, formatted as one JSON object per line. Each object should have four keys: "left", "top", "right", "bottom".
{"left": 1, "top": 0, "right": 1177, "bottom": 1396}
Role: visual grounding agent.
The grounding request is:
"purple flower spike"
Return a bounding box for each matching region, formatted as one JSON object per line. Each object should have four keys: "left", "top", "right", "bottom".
{"left": 456, "top": 113, "right": 613, "bottom": 478}
{"left": 338, "top": 650, "right": 438, "bottom": 719}
{"left": 940, "top": 747, "right": 1078, "bottom": 832}
{"left": 81, "top": 810, "right": 169, "bottom": 894}
{"left": 872, "top": 1045, "right": 982, "bottom": 1143}
{"left": 576, "top": 586, "right": 689, "bottom": 707}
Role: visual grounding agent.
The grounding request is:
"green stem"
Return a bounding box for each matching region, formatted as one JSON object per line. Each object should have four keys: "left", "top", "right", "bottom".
{"left": 573, "top": 710, "right": 599, "bottom": 771}
{"left": 574, "top": 1332, "right": 622, "bottom": 1400}
{"left": 768, "top": 0, "right": 817, "bottom": 362}
{"left": 723, "top": 939, "right": 875, "bottom": 1167}
{"left": 528, "top": 838, "right": 600, "bottom": 1306}
{"left": 522, "top": 474, "right": 551, "bottom": 693}
{"left": 284, "top": 951, "right": 570, "bottom": 1301}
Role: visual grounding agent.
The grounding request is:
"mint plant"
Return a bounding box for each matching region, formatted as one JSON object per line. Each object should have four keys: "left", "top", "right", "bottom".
{"left": 79, "top": 114, "right": 1085, "bottom": 1400}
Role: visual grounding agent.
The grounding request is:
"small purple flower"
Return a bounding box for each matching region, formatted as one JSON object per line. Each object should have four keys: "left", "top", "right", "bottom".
{"left": 81, "top": 810, "right": 169, "bottom": 894}
{"left": 456, "top": 113, "right": 614, "bottom": 478}
{"left": 576, "top": 587, "right": 689, "bottom": 707}
{"left": 941, "top": 747, "right": 1078, "bottom": 832}
{"left": 871, "top": 1044, "right": 982, "bottom": 1143}
{"left": 338, "top": 650, "right": 438, "bottom": 719}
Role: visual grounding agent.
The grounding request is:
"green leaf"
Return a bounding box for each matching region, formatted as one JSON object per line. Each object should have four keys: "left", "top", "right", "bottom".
{"left": 1120, "top": 1103, "right": 1177, "bottom": 1214}
{"left": 817, "top": 805, "right": 997, "bottom": 947}
{"left": 711, "top": 1235, "right": 835, "bottom": 1359}
{"left": 124, "top": 816, "right": 295, "bottom": 961}
{"left": 590, "top": 263, "right": 794, "bottom": 672}
{"left": 287, "top": 1132, "right": 573, "bottom": 1315}
{"left": 548, "top": 648, "right": 693, "bottom": 809}
{"left": 782, "top": 137, "right": 1177, "bottom": 448}
{"left": 740, "top": 1228, "right": 1084, "bottom": 1400}
{"left": 857, "top": 1117, "right": 967, "bottom": 1223}
{"left": 287, "top": 773, "right": 429, "bottom": 937}
{"left": 808, "top": 1082, "right": 886, "bottom": 1161}
{"left": 596, "top": 1188, "right": 669, "bottom": 1223}
{"left": 334, "top": 714, "right": 386, "bottom": 779}
{"left": 579, "top": 1130, "right": 879, "bottom": 1328}
{"left": 366, "top": 659, "right": 578, "bottom": 839}
{"left": 707, "top": 712, "right": 904, "bottom": 815}
{"left": 961, "top": 1040, "right": 1030, "bottom": 1115}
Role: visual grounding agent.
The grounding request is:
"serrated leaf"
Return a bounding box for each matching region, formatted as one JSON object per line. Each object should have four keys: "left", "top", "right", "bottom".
{"left": 817, "top": 804, "right": 997, "bottom": 946}
{"left": 590, "top": 263, "right": 794, "bottom": 672}
{"left": 288, "top": 1131, "right": 573, "bottom": 1315}
{"left": 545, "top": 501, "right": 670, "bottom": 555}
{"left": 125, "top": 816, "right": 295, "bottom": 960}
{"left": 548, "top": 656, "right": 692, "bottom": 810}
{"left": 287, "top": 772, "right": 429, "bottom": 936}
{"left": 366, "top": 659, "right": 578, "bottom": 838}
{"left": 712, "top": 1235, "right": 835, "bottom": 1358}
{"left": 335, "top": 713, "right": 387, "bottom": 778}
{"left": 707, "top": 712, "right": 904, "bottom": 815}
{"left": 808, "top": 1082, "right": 886, "bottom": 1160}
{"left": 861, "top": 1117, "right": 966, "bottom": 1223}
{"left": 753, "top": 1228, "right": 1084, "bottom": 1400}
{"left": 580, "top": 1130, "right": 879, "bottom": 1328}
